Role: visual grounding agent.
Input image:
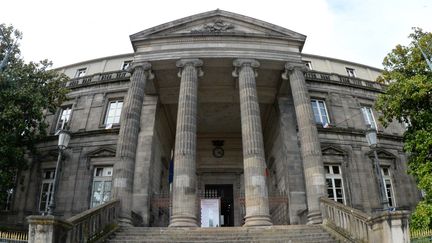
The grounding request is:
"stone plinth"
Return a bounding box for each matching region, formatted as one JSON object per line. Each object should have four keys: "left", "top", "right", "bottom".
{"left": 27, "top": 215, "right": 72, "bottom": 243}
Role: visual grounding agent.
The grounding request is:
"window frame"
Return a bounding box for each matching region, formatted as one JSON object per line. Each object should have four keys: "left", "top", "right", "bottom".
{"left": 99, "top": 93, "right": 125, "bottom": 129}
{"left": 90, "top": 166, "right": 113, "bottom": 208}
{"left": 381, "top": 167, "right": 396, "bottom": 207}
{"left": 75, "top": 68, "right": 87, "bottom": 78}
{"left": 361, "top": 106, "right": 377, "bottom": 129}
{"left": 311, "top": 99, "right": 330, "bottom": 126}
{"left": 55, "top": 105, "right": 73, "bottom": 132}
{"left": 121, "top": 60, "right": 132, "bottom": 71}
{"left": 346, "top": 67, "right": 356, "bottom": 77}
{"left": 104, "top": 100, "right": 123, "bottom": 127}
{"left": 39, "top": 169, "right": 55, "bottom": 213}
{"left": 324, "top": 164, "right": 346, "bottom": 204}
{"left": 303, "top": 60, "right": 313, "bottom": 70}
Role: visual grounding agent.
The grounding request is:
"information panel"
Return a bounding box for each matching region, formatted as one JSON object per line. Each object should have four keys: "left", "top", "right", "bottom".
{"left": 200, "top": 198, "right": 220, "bottom": 227}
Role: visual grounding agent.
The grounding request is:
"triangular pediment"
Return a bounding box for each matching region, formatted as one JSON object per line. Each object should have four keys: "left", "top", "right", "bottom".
{"left": 321, "top": 145, "right": 347, "bottom": 156}
{"left": 130, "top": 9, "right": 306, "bottom": 43}
{"left": 367, "top": 149, "right": 396, "bottom": 160}
{"left": 86, "top": 147, "right": 116, "bottom": 158}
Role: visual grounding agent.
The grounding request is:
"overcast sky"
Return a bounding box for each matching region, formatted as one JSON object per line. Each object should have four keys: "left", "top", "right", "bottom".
{"left": 2, "top": 0, "right": 430, "bottom": 69}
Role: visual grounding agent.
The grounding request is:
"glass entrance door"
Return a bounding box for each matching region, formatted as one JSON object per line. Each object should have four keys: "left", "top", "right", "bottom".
{"left": 204, "top": 184, "right": 234, "bottom": 227}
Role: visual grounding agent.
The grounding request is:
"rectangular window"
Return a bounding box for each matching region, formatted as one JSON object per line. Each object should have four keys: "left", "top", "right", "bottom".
{"left": 303, "top": 61, "right": 313, "bottom": 70}
{"left": 56, "top": 106, "right": 72, "bottom": 131}
{"left": 346, "top": 67, "right": 356, "bottom": 77}
{"left": 3, "top": 189, "right": 13, "bottom": 211}
{"left": 325, "top": 165, "right": 346, "bottom": 204}
{"left": 91, "top": 166, "right": 113, "bottom": 208}
{"left": 105, "top": 100, "right": 123, "bottom": 126}
{"left": 75, "top": 68, "right": 87, "bottom": 78}
{"left": 121, "top": 60, "right": 132, "bottom": 71}
{"left": 311, "top": 99, "right": 330, "bottom": 126}
{"left": 381, "top": 167, "right": 396, "bottom": 207}
{"left": 403, "top": 117, "right": 411, "bottom": 130}
{"left": 39, "top": 170, "right": 55, "bottom": 212}
{"left": 361, "top": 107, "right": 377, "bottom": 129}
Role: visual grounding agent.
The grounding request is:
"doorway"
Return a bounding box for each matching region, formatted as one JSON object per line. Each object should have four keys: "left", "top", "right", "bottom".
{"left": 204, "top": 184, "right": 234, "bottom": 227}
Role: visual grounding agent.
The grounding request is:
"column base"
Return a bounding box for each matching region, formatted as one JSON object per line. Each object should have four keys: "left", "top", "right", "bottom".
{"left": 169, "top": 215, "right": 198, "bottom": 227}
{"left": 243, "top": 215, "right": 273, "bottom": 227}
{"left": 306, "top": 210, "right": 322, "bottom": 224}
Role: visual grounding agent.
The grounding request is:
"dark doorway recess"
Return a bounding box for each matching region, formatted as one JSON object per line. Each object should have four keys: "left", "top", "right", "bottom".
{"left": 205, "top": 184, "right": 234, "bottom": 227}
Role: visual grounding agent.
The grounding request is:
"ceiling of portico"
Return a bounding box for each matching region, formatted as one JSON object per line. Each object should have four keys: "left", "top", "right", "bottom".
{"left": 151, "top": 58, "right": 284, "bottom": 136}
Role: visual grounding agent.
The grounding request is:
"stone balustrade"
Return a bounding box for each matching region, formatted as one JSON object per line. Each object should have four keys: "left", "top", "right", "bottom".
{"left": 65, "top": 70, "right": 131, "bottom": 88}
{"left": 304, "top": 71, "right": 385, "bottom": 91}
{"left": 320, "top": 197, "right": 410, "bottom": 243}
{"left": 63, "top": 69, "right": 384, "bottom": 92}
{"left": 67, "top": 199, "right": 120, "bottom": 243}
{"left": 27, "top": 199, "right": 120, "bottom": 243}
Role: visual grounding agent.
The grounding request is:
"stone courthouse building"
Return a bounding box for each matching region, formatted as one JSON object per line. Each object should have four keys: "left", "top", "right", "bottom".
{"left": 1, "top": 10, "right": 420, "bottom": 229}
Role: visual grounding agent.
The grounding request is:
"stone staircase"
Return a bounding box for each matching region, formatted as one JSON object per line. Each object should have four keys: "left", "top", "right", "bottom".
{"left": 105, "top": 225, "right": 339, "bottom": 243}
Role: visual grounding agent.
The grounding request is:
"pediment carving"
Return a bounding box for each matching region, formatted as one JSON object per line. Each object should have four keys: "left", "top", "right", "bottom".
{"left": 86, "top": 147, "right": 116, "bottom": 158}
{"left": 190, "top": 18, "right": 234, "bottom": 33}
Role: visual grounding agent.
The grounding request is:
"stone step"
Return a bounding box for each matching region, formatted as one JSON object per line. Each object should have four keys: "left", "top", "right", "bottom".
{"left": 107, "top": 239, "right": 337, "bottom": 243}
{"left": 112, "top": 233, "right": 330, "bottom": 239}
{"left": 111, "top": 233, "right": 331, "bottom": 239}
{"left": 114, "top": 229, "right": 325, "bottom": 234}
{"left": 120, "top": 225, "right": 323, "bottom": 231}
{"left": 117, "top": 227, "right": 324, "bottom": 234}
{"left": 105, "top": 225, "right": 338, "bottom": 243}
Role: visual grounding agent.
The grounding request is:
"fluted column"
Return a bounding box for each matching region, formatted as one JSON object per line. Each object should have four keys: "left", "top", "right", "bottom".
{"left": 233, "top": 59, "right": 272, "bottom": 226}
{"left": 169, "top": 59, "right": 203, "bottom": 227}
{"left": 282, "top": 63, "right": 326, "bottom": 224}
{"left": 113, "top": 62, "right": 153, "bottom": 225}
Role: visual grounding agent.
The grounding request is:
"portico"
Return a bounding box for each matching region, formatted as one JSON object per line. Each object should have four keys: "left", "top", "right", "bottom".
{"left": 110, "top": 9, "right": 327, "bottom": 227}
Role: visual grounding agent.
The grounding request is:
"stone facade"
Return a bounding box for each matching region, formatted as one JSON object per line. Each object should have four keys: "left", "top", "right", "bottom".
{"left": 1, "top": 10, "right": 420, "bottom": 228}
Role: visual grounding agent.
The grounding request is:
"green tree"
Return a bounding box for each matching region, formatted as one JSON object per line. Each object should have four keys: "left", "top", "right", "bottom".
{"left": 0, "top": 24, "right": 68, "bottom": 209}
{"left": 376, "top": 27, "right": 432, "bottom": 230}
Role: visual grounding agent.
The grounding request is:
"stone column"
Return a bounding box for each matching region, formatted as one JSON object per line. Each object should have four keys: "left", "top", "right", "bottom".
{"left": 113, "top": 62, "right": 153, "bottom": 225}
{"left": 169, "top": 59, "right": 203, "bottom": 227}
{"left": 233, "top": 59, "right": 272, "bottom": 226}
{"left": 282, "top": 63, "right": 326, "bottom": 224}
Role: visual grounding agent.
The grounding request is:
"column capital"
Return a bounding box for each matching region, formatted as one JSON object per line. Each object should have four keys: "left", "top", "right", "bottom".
{"left": 176, "top": 58, "right": 204, "bottom": 78}
{"left": 232, "top": 59, "right": 260, "bottom": 77}
{"left": 281, "top": 62, "right": 308, "bottom": 80}
{"left": 128, "top": 61, "right": 154, "bottom": 79}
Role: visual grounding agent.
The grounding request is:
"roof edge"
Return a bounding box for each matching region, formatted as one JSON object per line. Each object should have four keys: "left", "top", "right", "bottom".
{"left": 302, "top": 53, "right": 383, "bottom": 71}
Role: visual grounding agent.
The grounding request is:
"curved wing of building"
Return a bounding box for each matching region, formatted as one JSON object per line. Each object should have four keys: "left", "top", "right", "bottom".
{"left": 2, "top": 9, "right": 418, "bottom": 229}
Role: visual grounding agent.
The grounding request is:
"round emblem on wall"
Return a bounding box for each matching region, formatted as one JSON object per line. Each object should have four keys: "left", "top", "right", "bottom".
{"left": 212, "top": 147, "right": 224, "bottom": 158}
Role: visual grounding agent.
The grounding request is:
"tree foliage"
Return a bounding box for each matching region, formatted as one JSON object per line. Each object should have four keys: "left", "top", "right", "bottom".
{"left": 0, "top": 24, "right": 68, "bottom": 209}
{"left": 376, "top": 27, "right": 432, "bottom": 230}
